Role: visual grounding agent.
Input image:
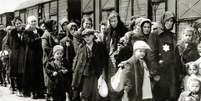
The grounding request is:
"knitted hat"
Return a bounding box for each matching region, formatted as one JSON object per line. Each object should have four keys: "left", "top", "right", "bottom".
{"left": 53, "top": 45, "right": 64, "bottom": 55}
{"left": 60, "top": 18, "right": 69, "bottom": 26}
{"left": 67, "top": 22, "right": 77, "bottom": 31}
{"left": 133, "top": 40, "right": 151, "bottom": 51}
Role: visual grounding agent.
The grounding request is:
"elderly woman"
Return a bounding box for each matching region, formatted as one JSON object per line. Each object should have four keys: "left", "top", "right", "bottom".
{"left": 23, "top": 16, "right": 45, "bottom": 99}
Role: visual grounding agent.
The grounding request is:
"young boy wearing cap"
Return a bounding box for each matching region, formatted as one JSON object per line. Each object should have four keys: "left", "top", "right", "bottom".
{"left": 122, "top": 40, "right": 152, "bottom": 101}
{"left": 45, "top": 45, "right": 69, "bottom": 101}
{"left": 72, "top": 29, "right": 107, "bottom": 101}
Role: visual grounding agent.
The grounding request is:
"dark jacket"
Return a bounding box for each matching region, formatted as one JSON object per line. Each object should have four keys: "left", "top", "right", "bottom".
{"left": 123, "top": 56, "right": 144, "bottom": 101}
{"left": 60, "top": 35, "right": 75, "bottom": 69}
{"left": 103, "top": 24, "right": 127, "bottom": 88}
{"left": 41, "top": 30, "right": 59, "bottom": 64}
{"left": 6, "top": 28, "right": 23, "bottom": 76}
{"left": 176, "top": 41, "right": 199, "bottom": 75}
{"left": 23, "top": 28, "right": 45, "bottom": 92}
{"left": 72, "top": 42, "right": 107, "bottom": 88}
{"left": 41, "top": 30, "right": 59, "bottom": 87}
{"left": 148, "top": 30, "right": 182, "bottom": 97}
{"left": 46, "top": 60, "right": 70, "bottom": 95}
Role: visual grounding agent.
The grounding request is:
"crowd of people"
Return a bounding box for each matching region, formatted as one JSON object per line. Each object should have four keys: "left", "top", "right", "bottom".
{"left": 0, "top": 10, "right": 201, "bottom": 101}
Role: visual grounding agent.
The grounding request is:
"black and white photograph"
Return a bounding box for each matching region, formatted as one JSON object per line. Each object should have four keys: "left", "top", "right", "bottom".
{"left": 0, "top": 0, "right": 201, "bottom": 101}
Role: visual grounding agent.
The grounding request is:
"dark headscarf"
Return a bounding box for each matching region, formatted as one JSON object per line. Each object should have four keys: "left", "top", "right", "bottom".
{"left": 160, "top": 11, "right": 176, "bottom": 31}
{"left": 44, "top": 20, "right": 57, "bottom": 32}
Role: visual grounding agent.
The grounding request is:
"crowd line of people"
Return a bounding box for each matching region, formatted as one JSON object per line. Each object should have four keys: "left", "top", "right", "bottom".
{"left": 1, "top": 10, "right": 201, "bottom": 101}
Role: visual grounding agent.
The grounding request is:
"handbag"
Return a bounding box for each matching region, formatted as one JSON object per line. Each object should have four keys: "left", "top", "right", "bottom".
{"left": 98, "top": 75, "right": 108, "bottom": 98}
{"left": 111, "top": 67, "right": 126, "bottom": 92}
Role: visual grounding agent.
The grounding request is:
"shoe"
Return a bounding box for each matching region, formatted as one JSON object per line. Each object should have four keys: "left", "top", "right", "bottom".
{"left": 17, "top": 91, "right": 23, "bottom": 97}
{"left": 46, "top": 96, "right": 53, "bottom": 101}
{"left": 32, "top": 94, "right": 38, "bottom": 99}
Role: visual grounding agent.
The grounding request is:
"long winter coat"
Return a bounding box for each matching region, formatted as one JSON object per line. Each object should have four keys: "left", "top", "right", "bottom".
{"left": 23, "top": 28, "right": 45, "bottom": 93}
{"left": 103, "top": 25, "right": 127, "bottom": 88}
{"left": 41, "top": 30, "right": 59, "bottom": 86}
{"left": 148, "top": 30, "right": 182, "bottom": 98}
{"left": 72, "top": 42, "right": 107, "bottom": 100}
{"left": 45, "top": 60, "right": 69, "bottom": 96}
{"left": 123, "top": 56, "right": 145, "bottom": 101}
{"left": 6, "top": 28, "right": 23, "bottom": 76}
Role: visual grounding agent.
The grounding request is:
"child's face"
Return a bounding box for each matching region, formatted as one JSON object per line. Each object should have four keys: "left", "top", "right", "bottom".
{"left": 183, "top": 31, "right": 193, "bottom": 43}
{"left": 83, "top": 34, "right": 94, "bottom": 44}
{"left": 189, "top": 80, "right": 200, "bottom": 93}
{"left": 134, "top": 48, "right": 146, "bottom": 59}
{"left": 188, "top": 65, "right": 198, "bottom": 75}
{"left": 54, "top": 50, "right": 63, "bottom": 61}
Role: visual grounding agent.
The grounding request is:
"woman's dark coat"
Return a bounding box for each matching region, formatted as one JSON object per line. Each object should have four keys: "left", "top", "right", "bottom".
{"left": 103, "top": 24, "right": 127, "bottom": 89}
{"left": 41, "top": 30, "right": 59, "bottom": 86}
{"left": 23, "top": 28, "right": 45, "bottom": 93}
{"left": 148, "top": 30, "right": 182, "bottom": 99}
{"left": 6, "top": 28, "right": 24, "bottom": 76}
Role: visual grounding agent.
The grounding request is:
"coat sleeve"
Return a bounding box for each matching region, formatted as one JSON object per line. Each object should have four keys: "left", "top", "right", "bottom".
{"left": 147, "top": 32, "right": 159, "bottom": 75}
{"left": 45, "top": 62, "right": 56, "bottom": 80}
{"left": 178, "top": 91, "right": 191, "bottom": 101}
{"left": 124, "top": 63, "right": 133, "bottom": 93}
{"left": 41, "top": 34, "right": 51, "bottom": 53}
{"left": 175, "top": 45, "right": 185, "bottom": 78}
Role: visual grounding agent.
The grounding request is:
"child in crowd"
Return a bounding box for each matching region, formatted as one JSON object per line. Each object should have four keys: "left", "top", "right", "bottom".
{"left": 182, "top": 62, "right": 199, "bottom": 91}
{"left": 123, "top": 40, "right": 152, "bottom": 101}
{"left": 178, "top": 77, "right": 201, "bottom": 101}
{"left": 45, "top": 45, "right": 69, "bottom": 101}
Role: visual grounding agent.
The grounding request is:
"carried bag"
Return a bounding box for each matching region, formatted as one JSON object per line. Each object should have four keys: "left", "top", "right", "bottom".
{"left": 98, "top": 75, "right": 108, "bottom": 98}
{"left": 111, "top": 67, "right": 126, "bottom": 92}
{"left": 122, "top": 91, "right": 129, "bottom": 101}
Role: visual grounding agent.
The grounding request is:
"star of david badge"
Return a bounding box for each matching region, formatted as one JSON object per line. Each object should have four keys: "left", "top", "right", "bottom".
{"left": 163, "top": 44, "right": 170, "bottom": 52}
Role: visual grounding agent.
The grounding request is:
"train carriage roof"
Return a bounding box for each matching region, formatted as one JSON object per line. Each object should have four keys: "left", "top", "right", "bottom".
{"left": 15, "top": 0, "right": 52, "bottom": 11}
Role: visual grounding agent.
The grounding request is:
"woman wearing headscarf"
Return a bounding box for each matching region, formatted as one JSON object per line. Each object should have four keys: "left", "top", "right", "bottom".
{"left": 148, "top": 11, "right": 183, "bottom": 101}
{"left": 60, "top": 22, "right": 77, "bottom": 68}
{"left": 23, "top": 16, "right": 45, "bottom": 99}
{"left": 103, "top": 11, "right": 127, "bottom": 101}
{"left": 116, "top": 18, "right": 152, "bottom": 66}
{"left": 60, "top": 22, "right": 78, "bottom": 100}
{"left": 41, "top": 19, "right": 59, "bottom": 100}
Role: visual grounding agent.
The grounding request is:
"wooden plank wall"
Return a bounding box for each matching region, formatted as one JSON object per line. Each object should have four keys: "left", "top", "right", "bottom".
{"left": 101, "top": 0, "right": 115, "bottom": 25}
{"left": 2, "top": 15, "right": 6, "bottom": 26}
{"left": 44, "top": 3, "right": 50, "bottom": 20}
{"left": 119, "top": 0, "right": 131, "bottom": 25}
{"left": 58, "top": 0, "right": 68, "bottom": 30}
